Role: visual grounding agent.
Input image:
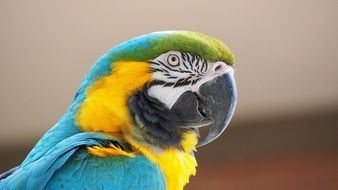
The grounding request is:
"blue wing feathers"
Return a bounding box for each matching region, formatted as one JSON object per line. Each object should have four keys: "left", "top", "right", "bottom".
{"left": 47, "top": 150, "right": 165, "bottom": 190}
{"left": 0, "top": 132, "right": 165, "bottom": 190}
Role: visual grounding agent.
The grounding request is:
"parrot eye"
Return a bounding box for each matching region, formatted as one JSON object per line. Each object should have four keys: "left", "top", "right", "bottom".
{"left": 167, "top": 54, "right": 180, "bottom": 67}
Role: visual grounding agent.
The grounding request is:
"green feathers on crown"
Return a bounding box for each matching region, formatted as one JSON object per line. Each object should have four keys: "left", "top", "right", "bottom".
{"left": 109, "top": 31, "right": 235, "bottom": 65}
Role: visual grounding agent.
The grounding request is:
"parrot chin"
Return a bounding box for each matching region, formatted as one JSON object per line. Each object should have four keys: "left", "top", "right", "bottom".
{"left": 170, "top": 72, "right": 237, "bottom": 147}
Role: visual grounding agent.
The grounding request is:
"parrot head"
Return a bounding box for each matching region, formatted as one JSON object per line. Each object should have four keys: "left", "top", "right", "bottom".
{"left": 75, "top": 31, "right": 237, "bottom": 151}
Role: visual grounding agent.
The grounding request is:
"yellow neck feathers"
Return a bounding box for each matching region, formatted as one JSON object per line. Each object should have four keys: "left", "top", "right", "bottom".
{"left": 76, "top": 61, "right": 197, "bottom": 190}
{"left": 76, "top": 61, "right": 151, "bottom": 134}
{"left": 125, "top": 131, "right": 197, "bottom": 190}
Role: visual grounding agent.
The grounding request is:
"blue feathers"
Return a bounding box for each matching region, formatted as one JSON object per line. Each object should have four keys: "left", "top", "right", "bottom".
{"left": 46, "top": 151, "right": 165, "bottom": 190}
{"left": 0, "top": 132, "right": 165, "bottom": 190}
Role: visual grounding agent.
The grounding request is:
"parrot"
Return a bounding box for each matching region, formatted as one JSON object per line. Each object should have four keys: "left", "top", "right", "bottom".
{"left": 0, "top": 31, "right": 237, "bottom": 190}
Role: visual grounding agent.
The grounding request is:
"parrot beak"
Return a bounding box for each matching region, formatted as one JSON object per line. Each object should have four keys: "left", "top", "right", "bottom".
{"left": 170, "top": 70, "right": 237, "bottom": 147}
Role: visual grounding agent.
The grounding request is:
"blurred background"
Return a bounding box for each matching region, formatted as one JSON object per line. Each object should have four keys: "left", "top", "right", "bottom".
{"left": 0, "top": 0, "right": 337, "bottom": 189}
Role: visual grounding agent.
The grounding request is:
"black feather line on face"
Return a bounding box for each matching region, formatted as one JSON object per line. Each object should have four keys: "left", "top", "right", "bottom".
{"left": 181, "top": 60, "right": 189, "bottom": 70}
{"left": 128, "top": 88, "right": 184, "bottom": 149}
{"left": 181, "top": 52, "right": 188, "bottom": 62}
{"left": 191, "top": 54, "right": 196, "bottom": 64}
{"left": 201, "top": 60, "right": 207, "bottom": 73}
{"left": 148, "top": 78, "right": 194, "bottom": 88}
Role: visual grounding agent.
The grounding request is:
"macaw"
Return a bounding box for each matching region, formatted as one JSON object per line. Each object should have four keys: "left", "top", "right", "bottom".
{"left": 0, "top": 31, "right": 237, "bottom": 190}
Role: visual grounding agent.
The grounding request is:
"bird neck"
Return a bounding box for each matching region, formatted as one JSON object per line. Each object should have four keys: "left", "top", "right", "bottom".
{"left": 125, "top": 131, "right": 198, "bottom": 190}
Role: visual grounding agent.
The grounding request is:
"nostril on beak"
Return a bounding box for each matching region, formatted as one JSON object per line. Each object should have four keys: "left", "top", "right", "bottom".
{"left": 205, "top": 62, "right": 233, "bottom": 79}
{"left": 212, "top": 62, "right": 227, "bottom": 74}
{"left": 214, "top": 64, "right": 223, "bottom": 72}
{"left": 210, "top": 62, "right": 234, "bottom": 76}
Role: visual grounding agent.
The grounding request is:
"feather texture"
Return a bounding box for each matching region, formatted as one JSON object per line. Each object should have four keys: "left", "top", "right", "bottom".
{"left": 0, "top": 132, "right": 165, "bottom": 190}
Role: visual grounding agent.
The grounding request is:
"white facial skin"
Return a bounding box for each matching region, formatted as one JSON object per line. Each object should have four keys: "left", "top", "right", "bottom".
{"left": 147, "top": 51, "right": 234, "bottom": 109}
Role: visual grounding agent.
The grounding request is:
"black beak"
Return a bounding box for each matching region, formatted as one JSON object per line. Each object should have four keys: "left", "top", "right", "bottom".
{"left": 170, "top": 72, "right": 237, "bottom": 147}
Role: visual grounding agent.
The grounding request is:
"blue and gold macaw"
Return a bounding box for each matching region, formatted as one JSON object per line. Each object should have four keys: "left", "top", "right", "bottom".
{"left": 0, "top": 31, "right": 237, "bottom": 190}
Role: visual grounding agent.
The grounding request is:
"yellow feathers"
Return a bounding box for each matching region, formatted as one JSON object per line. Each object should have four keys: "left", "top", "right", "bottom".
{"left": 88, "top": 144, "right": 135, "bottom": 157}
{"left": 180, "top": 130, "right": 198, "bottom": 152}
{"left": 76, "top": 61, "right": 151, "bottom": 134}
